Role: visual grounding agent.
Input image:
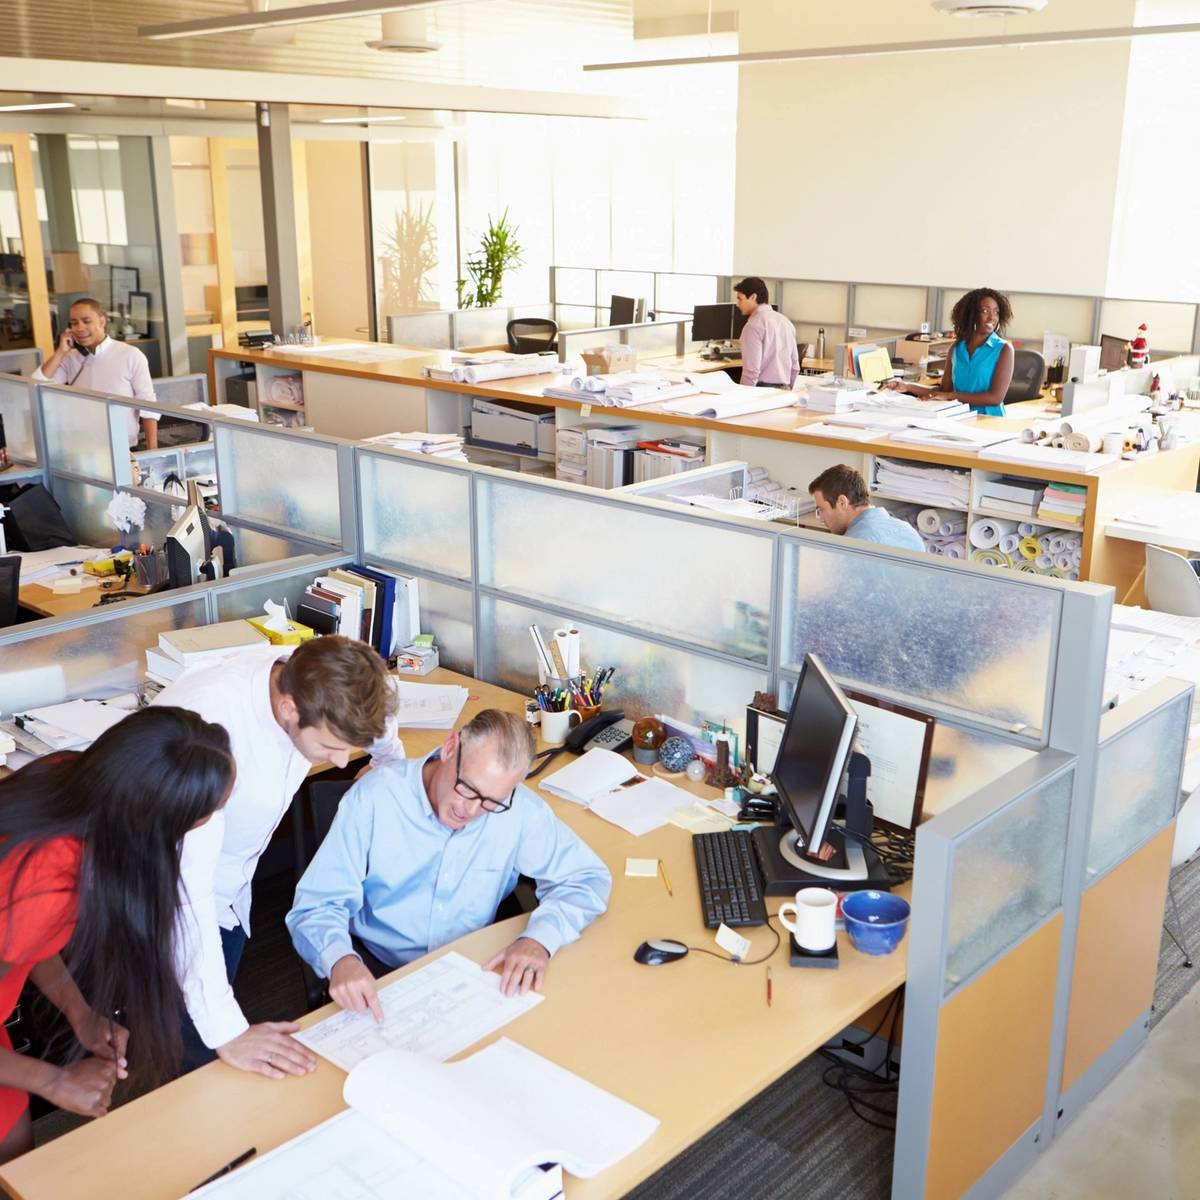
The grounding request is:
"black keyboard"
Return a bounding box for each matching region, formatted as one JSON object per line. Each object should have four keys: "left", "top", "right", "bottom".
{"left": 693, "top": 831, "right": 768, "bottom": 929}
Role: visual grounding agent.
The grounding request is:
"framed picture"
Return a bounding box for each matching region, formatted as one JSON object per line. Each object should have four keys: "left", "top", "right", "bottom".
{"left": 111, "top": 264, "right": 140, "bottom": 313}
{"left": 745, "top": 704, "right": 787, "bottom": 775}
{"left": 127, "top": 291, "right": 151, "bottom": 338}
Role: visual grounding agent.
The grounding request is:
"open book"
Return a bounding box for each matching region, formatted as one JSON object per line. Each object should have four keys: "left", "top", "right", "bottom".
{"left": 190, "top": 1039, "right": 659, "bottom": 1200}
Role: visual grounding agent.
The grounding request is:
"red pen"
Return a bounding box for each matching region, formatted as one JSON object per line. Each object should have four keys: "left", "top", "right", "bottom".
{"left": 766, "top": 966, "right": 773, "bottom": 1007}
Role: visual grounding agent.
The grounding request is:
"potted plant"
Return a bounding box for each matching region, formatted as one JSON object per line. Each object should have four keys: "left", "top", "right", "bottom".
{"left": 456, "top": 209, "right": 522, "bottom": 309}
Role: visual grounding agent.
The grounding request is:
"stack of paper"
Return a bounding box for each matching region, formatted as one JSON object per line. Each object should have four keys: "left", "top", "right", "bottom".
{"left": 362, "top": 431, "right": 467, "bottom": 460}
{"left": 977, "top": 476, "right": 1046, "bottom": 517}
{"left": 392, "top": 681, "right": 469, "bottom": 729}
{"left": 16, "top": 546, "right": 104, "bottom": 587}
{"left": 146, "top": 620, "right": 269, "bottom": 684}
{"left": 873, "top": 457, "right": 971, "bottom": 508}
{"left": 588, "top": 775, "right": 700, "bottom": 836}
{"left": 1105, "top": 607, "right": 1200, "bottom": 708}
{"left": 659, "top": 389, "right": 795, "bottom": 420}
{"left": 805, "top": 381, "right": 871, "bottom": 413}
{"left": 978, "top": 440, "right": 1120, "bottom": 473}
{"left": 543, "top": 371, "right": 700, "bottom": 409}
{"left": 887, "top": 420, "right": 1013, "bottom": 452}
{"left": 1038, "top": 482, "right": 1087, "bottom": 525}
{"left": 541, "top": 748, "right": 640, "bottom": 805}
{"left": 12, "top": 700, "right": 130, "bottom": 751}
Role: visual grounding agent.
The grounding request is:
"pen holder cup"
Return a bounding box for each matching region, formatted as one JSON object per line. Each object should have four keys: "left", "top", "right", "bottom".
{"left": 572, "top": 701, "right": 601, "bottom": 723}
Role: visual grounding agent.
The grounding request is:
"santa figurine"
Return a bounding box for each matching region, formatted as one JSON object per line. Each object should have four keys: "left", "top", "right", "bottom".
{"left": 1130, "top": 323, "right": 1149, "bottom": 369}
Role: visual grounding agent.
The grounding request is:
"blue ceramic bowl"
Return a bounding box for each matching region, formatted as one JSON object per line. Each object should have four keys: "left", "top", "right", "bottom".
{"left": 842, "top": 891, "right": 911, "bottom": 956}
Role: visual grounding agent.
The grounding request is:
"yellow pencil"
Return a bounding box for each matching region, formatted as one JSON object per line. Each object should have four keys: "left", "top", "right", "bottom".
{"left": 658, "top": 859, "right": 673, "bottom": 897}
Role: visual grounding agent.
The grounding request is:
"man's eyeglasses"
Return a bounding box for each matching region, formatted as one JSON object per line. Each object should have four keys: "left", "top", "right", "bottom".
{"left": 453, "top": 744, "right": 515, "bottom": 813}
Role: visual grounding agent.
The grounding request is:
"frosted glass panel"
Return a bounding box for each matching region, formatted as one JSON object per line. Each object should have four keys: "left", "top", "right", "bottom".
{"left": 453, "top": 307, "right": 509, "bottom": 349}
{"left": 479, "top": 478, "right": 772, "bottom": 663}
{"left": 152, "top": 375, "right": 208, "bottom": 408}
{"left": 41, "top": 386, "right": 114, "bottom": 481}
{"left": 387, "top": 312, "right": 452, "bottom": 349}
{"left": 1088, "top": 693, "right": 1190, "bottom": 879}
{"left": 215, "top": 426, "right": 341, "bottom": 542}
{"left": 554, "top": 269, "right": 595, "bottom": 307}
{"left": 0, "top": 375, "right": 37, "bottom": 463}
{"left": 230, "top": 525, "right": 325, "bottom": 566}
{"left": 854, "top": 285, "right": 926, "bottom": 330}
{"left": 215, "top": 568, "right": 330, "bottom": 625}
{"left": 626, "top": 322, "right": 681, "bottom": 355}
{"left": 417, "top": 576, "right": 474, "bottom": 674}
{"left": 598, "top": 271, "right": 655, "bottom": 312}
{"left": 481, "top": 596, "right": 766, "bottom": 740}
{"left": 51, "top": 477, "right": 178, "bottom": 548}
{"left": 945, "top": 768, "right": 1073, "bottom": 995}
{"left": 0, "top": 597, "right": 207, "bottom": 715}
{"left": 781, "top": 538, "right": 1057, "bottom": 733}
{"left": 359, "top": 453, "right": 471, "bottom": 580}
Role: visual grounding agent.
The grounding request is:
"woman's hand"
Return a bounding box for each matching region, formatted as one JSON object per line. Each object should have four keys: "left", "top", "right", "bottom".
{"left": 70, "top": 1010, "right": 129, "bottom": 1080}
{"left": 37, "top": 1058, "right": 119, "bottom": 1118}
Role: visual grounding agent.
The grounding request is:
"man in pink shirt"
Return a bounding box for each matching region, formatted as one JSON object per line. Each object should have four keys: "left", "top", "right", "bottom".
{"left": 34, "top": 298, "right": 159, "bottom": 449}
{"left": 735, "top": 277, "right": 798, "bottom": 388}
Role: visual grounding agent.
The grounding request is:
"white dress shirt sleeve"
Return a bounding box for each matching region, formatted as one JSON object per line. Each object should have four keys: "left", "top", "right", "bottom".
{"left": 32, "top": 358, "right": 71, "bottom": 385}
{"left": 175, "top": 811, "right": 251, "bottom": 1048}
{"left": 367, "top": 676, "right": 407, "bottom": 767}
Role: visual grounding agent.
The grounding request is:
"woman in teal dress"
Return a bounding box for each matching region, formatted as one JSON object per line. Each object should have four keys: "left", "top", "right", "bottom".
{"left": 888, "top": 288, "right": 1015, "bottom": 416}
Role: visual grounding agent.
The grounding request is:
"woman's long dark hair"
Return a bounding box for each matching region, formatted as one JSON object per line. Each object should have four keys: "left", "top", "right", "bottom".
{"left": 951, "top": 287, "right": 1013, "bottom": 344}
{"left": 0, "top": 705, "right": 234, "bottom": 1084}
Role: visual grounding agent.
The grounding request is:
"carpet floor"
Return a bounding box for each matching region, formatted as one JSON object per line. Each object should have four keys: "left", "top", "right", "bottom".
{"left": 32, "top": 855, "right": 1200, "bottom": 1200}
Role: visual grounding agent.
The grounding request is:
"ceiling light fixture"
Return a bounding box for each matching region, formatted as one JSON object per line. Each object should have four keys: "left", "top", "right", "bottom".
{"left": 932, "top": 0, "right": 1048, "bottom": 14}
{"left": 318, "top": 114, "right": 409, "bottom": 124}
{"left": 138, "top": 0, "right": 469, "bottom": 42}
{"left": 584, "top": 21, "right": 1200, "bottom": 72}
{"left": 0, "top": 101, "right": 76, "bottom": 113}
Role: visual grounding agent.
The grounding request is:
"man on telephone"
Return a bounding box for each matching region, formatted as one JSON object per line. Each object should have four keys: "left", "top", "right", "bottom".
{"left": 34, "top": 298, "right": 159, "bottom": 449}
{"left": 287, "top": 708, "right": 611, "bottom": 1015}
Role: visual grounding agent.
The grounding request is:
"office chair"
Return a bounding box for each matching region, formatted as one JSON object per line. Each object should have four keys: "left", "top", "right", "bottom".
{"left": 1004, "top": 348, "right": 1046, "bottom": 404}
{"left": 0, "top": 556, "right": 20, "bottom": 628}
{"left": 507, "top": 317, "right": 558, "bottom": 355}
{"left": 1145, "top": 545, "right": 1200, "bottom": 617}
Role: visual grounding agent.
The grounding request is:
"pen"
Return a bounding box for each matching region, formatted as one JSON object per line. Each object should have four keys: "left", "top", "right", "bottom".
{"left": 766, "top": 967, "right": 773, "bottom": 1007}
{"left": 190, "top": 1148, "right": 256, "bottom": 1192}
{"left": 658, "top": 859, "right": 673, "bottom": 897}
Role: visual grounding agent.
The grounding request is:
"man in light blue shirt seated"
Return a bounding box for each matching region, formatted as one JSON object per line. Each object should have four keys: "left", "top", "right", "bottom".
{"left": 286, "top": 709, "right": 611, "bottom": 1016}
{"left": 809, "top": 463, "right": 926, "bottom": 552}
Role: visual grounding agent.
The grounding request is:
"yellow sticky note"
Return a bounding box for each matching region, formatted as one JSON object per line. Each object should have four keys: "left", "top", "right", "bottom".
{"left": 625, "top": 858, "right": 660, "bottom": 878}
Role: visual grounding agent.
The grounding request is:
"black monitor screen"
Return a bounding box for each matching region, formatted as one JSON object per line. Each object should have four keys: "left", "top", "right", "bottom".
{"left": 772, "top": 654, "right": 858, "bottom": 859}
{"left": 1099, "top": 334, "right": 1128, "bottom": 372}
{"left": 692, "top": 303, "right": 735, "bottom": 342}
{"left": 610, "top": 295, "right": 636, "bottom": 326}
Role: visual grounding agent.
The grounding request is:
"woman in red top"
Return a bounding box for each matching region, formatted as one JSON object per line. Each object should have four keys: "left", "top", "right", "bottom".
{"left": 0, "top": 705, "right": 234, "bottom": 1165}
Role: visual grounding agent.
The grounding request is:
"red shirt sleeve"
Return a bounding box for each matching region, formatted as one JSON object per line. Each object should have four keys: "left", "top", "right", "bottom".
{"left": 0, "top": 837, "right": 83, "bottom": 965}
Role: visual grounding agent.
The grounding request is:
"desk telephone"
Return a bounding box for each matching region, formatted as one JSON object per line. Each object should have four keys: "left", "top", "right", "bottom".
{"left": 528, "top": 711, "right": 634, "bottom": 777}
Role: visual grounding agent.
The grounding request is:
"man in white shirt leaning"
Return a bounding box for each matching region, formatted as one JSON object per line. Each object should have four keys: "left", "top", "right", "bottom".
{"left": 154, "top": 635, "right": 404, "bottom": 1079}
{"left": 33, "top": 297, "right": 159, "bottom": 449}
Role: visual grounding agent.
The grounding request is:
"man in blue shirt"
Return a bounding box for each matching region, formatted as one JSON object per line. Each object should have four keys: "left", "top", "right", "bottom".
{"left": 809, "top": 463, "right": 926, "bottom": 552}
{"left": 286, "top": 709, "right": 611, "bottom": 1016}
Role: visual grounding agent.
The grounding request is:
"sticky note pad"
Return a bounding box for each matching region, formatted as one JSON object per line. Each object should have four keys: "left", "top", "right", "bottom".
{"left": 716, "top": 923, "right": 751, "bottom": 961}
{"left": 53, "top": 577, "right": 84, "bottom": 595}
{"left": 625, "top": 858, "right": 660, "bottom": 878}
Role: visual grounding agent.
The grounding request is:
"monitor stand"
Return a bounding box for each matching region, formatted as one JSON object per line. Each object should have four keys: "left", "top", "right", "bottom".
{"left": 751, "top": 821, "right": 890, "bottom": 895}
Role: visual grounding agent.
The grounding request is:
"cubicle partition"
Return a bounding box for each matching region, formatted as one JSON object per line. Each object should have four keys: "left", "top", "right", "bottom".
{"left": 0, "top": 370, "right": 45, "bottom": 480}
{"left": 386, "top": 304, "right": 553, "bottom": 351}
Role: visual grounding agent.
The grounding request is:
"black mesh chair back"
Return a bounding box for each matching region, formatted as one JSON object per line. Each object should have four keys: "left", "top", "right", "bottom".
{"left": 0, "top": 556, "right": 20, "bottom": 628}
{"left": 1005, "top": 348, "right": 1046, "bottom": 404}
{"left": 507, "top": 317, "right": 558, "bottom": 355}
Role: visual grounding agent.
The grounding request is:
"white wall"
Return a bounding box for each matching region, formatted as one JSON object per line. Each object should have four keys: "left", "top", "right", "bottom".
{"left": 733, "top": 0, "right": 1137, "bottom": 295}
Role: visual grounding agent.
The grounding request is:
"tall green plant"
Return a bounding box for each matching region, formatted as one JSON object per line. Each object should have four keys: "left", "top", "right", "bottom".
{"left": 457, "top": 208, "right": 523, "bottom": 309}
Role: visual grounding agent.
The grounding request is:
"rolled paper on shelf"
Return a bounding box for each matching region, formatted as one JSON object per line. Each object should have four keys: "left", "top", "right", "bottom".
{"left": 938, "top": 516, "right": 967, "bottom": 536}
{"left": 1067, "top": 569, "right": 1080, "bottom": 581}
{"left": 571, "top": 374, "right": 609, "bottom": 393}
{"left": 1054, "top": 553, "right": 1074, "bottom": 571}
{"left": 1019, "top": 536, "right": 1041, "bottom": 560}
{"left": 1037, "top": 534, "right": 1054, "bottom": 552}
{"left": 922, "top": 538, "right": 942, "bottom": 555}
{"left": 1062, "top": 430, "right": 1103, "bottom": 453}
{"left": 747, "top": 466, "right": 770, "bottom": 483}
{"left": 1015, "top": 559, "right": 1041, "bottom": 573}
{"left": 999, "top": 533, "right": 1021, "bottom": 556}
{"left": 942, "top": 541, "right": 966, "bottom": 559}
{"left": 971, "top": 548, "right": 1012, "bottom": 568}
{"left": 1049, "top": 566, "right": 1068, "bottom": 579}
{"left": 1017, "top": 522, "right": 1037, "bottom": 537}
{"left": 917, "top": 508, "right": 943, "bottom": 534}
{"left": 1047, "top": 534, "right": 1070, "bottom": 555}
{"left": 968, "top": 517, "right": 1018, "bottom": 550}
{"left": 1035, "top": 553, "right": 1055, "bottom": 571}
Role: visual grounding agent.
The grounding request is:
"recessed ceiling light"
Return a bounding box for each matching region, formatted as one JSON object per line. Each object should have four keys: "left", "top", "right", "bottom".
{"left": 0, "top": 102, "right": 76, "bottom": 113}
{"left": 319, "top": 114, "right": 409, "bottom": 124}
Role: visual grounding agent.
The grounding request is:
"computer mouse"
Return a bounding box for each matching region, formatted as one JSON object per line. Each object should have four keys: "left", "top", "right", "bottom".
{"left": 634, "top": 939, "right": 689, "bottom": 966}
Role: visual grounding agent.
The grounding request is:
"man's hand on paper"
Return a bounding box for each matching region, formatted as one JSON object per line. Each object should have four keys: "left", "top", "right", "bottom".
{"left": 484, "top": 937, "right": 550, "bottom": 997}
{"left": 329, "top": 954, "right": 384, "bottom": 1022}
{"left": 216, "top": 1022, "right": 317, "bottom": 1079}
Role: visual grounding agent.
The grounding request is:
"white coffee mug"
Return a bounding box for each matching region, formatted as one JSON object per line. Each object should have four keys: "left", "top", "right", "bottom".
{"left": 777, "top": 887, "right": 838, "bottom": 952}
{"left": 1101, "top": 431, "right": 1124, "bottom": 456}
{"left": 540, "top": 708, "right": 582, "bottom": 747}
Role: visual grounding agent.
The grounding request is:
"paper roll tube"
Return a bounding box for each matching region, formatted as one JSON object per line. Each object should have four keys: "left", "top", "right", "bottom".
{"left": 1063, "top": 430, "right": 1102, "bottom": 453}
{"left": 1017, "top": 522, "right": 1036, "bottom": 537}
{"left": 938, "top": 516, "right": 967, "bottom": 537}
{"left": 971, "top": 548, "right": 1012, "bottom": 568}
{"left": 999, "top": 533, "right": 1022, "bottom": 555}
{"left": 969, "top": 517, "right": 1018, "bottom": 549}
{"left": 1019, "top": 536, "right": 1041, "bottom": 560}
{"left": 917, "top": 508, "right": 943, "bottom": 534}
{"left": 747, "top": 466, "right": 769, "bottom": 483}
{"left": 566, "top": 628, "right": 580, "bottom": 676}
{"left": 942, "top": 541, "right": 966, "bottom": 559}
{"left": 1037, "top": 534, "right": 1054, "bottom": 552}
{"left": 1067, "top": 569, "right": 1080, "bottom": 581}
{"left": 1035, "top": 554, "right": 1055, "bottom": 571}
{"left": 1015, "top": 559, "right": 1041, "bottom": 573}
{"left": 553, "top": 629, "right": 581, "bottom": 678}
{"left": 1054, "top": 553, "right": 1074, "bottom": 571}
{"left": 922, "top": 540, "right": 942, "bottom": 555}
{"left": 1048, "top": 534, "right": 1069, "bottom": 555}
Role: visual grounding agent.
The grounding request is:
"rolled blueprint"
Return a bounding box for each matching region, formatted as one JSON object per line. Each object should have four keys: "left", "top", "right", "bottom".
{"left": 971, "top": 548, "right": 1012, "bottom": 568}
{"left": 1017, "top": 522, "right": 1037, "bottom": 537}
{"left": 942, "top": 541, "right": 966, "bottom": 559}
{"left": 1019, "top": 536, "right": 1041, "bottom": 561}
{"left": 553, "top": 628, "right": 581, "bottom": 678}
{"left": 1035, "top": 553, "right": 1055, "bottom": 571}
{"left": 969, "top": 517, "right": 1018, "bottom": 550}
{"left": 917, "top": 508, "right": 943, "bottom": 535}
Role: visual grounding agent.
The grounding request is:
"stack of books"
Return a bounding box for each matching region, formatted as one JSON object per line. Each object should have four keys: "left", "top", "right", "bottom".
{"left": 296, "top": 566, "right": 420, "bottom": 657}
{"left": 977, "top": 476, "right": 1046, "bottom": 517}
{"left": 145, "top": 619, "right": 269, "bottom": 685}
{"left": 1038, "top": 481, "right": 1087, "bottom": 525}
{"left": 586, "top": 426, "right": 641, "bottom": 488}
{"left": 806, "top": 381, "right": 872, "bottom": 413}
{"left": 363, "top": 431, "right": 467, "bottom": 460}
{"left": 633, "top": 438, "right": 705, "bottom": 482}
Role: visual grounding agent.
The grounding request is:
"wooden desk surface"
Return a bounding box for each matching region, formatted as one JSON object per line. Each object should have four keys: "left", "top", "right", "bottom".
{"left": 0, "top": 669, "right": 909, "bottom": 1200}
{"left": 18, "top": 579, "right": 145, "bottom": 619}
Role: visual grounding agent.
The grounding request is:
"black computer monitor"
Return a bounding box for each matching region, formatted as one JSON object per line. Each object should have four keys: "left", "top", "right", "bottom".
{"left": 731, "top": 302, "right": 776, "bottom": 339}
{"left": 692, "top": 303, "right": 735, "bottom": 343}
{"left": 1099, "top": 334, "right": 1128, "bottom": 373}
{"left": 610, "top": 295, "right": 636, "bottom": 326}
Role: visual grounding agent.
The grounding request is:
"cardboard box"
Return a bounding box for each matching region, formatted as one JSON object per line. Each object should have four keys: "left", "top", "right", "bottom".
{"left": 894, "top": 337, "right": 953, "bottom": 365}
{"left": 581, "top": 344, "right": 637, "bottom": 376}
{"left": 470, "top": 397, "right": 556, "bottom": 460}
{"left": 556, "top": 426, "right": 590, "bottom": 457}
